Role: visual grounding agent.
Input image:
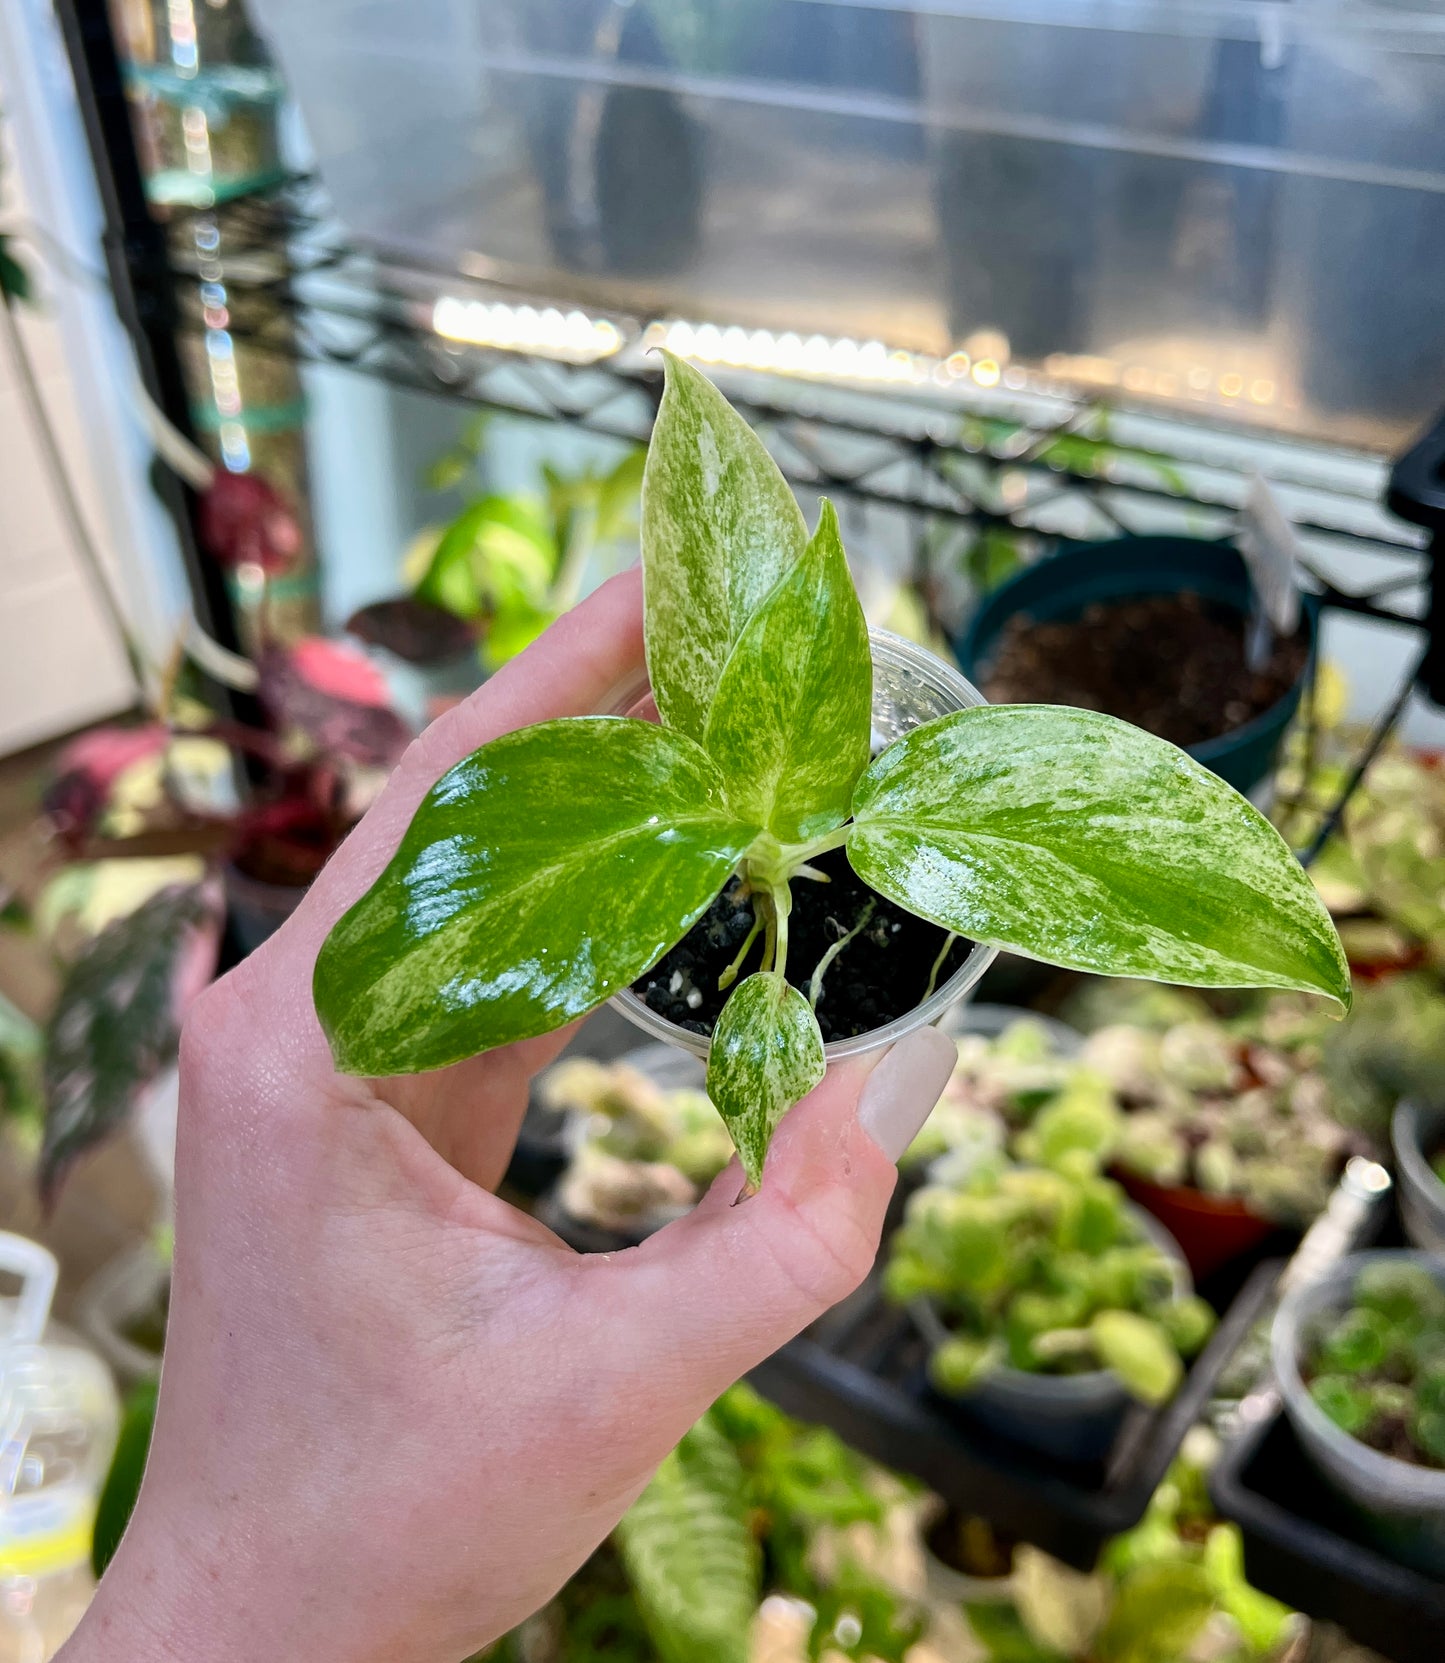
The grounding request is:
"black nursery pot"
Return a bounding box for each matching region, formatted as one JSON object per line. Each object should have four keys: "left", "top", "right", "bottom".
{"left": 610, "top": 630, "right": 999, "bottom": 1062}
{"left": 957, "top": 536, "right": 1318, "bottom": 802}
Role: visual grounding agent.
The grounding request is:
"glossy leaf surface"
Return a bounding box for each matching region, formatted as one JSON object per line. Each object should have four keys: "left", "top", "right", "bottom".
{"left": 706, "top": 972, "right": 825, "bottom": 1187}
{"left": 642, "top": 352, "right": 807, "bottom": 744}
{"left": 849, "top": 704, "right": 1350, "bottom": 1010}
{"left": 704, "top": 499, "right": 872, "bottom": 841}
{"left": 315, "top": 718, "right": 756, "bottom": 1074}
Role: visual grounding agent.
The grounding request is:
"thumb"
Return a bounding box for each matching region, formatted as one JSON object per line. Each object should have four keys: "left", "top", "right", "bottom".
{"left": 588, "top": 1025, "right": 957, "bottom": 1417}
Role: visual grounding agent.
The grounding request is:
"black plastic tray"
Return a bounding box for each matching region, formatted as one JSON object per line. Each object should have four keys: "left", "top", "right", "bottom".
{"left": 1210, "top": 1407, "right": 1445, "bottom": 1663}
{"left": 747, "top": 1259, "right": 1282, "bottom": 1572}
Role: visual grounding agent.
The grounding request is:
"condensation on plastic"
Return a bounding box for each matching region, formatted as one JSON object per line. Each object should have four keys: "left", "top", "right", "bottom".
{"left": 605, "top": 628, "right": 999, "bottom": 1061}
{"left": 1273, "top": 1250, "right": 1445, "bottom": 1575}
{"left": 247, "top": 0, "right": 1445, "bottom": 445}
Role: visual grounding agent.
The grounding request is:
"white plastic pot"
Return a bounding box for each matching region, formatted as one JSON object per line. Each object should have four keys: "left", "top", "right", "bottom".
{"left": 1272, "top": 1250, "right": 1445, "bottom": 1578}
{"left": 1392, "top": 1103, "right": 1445, "bottom": 1253}
{"left": 609, "top": 629, "right": 998, "bottom": 1060}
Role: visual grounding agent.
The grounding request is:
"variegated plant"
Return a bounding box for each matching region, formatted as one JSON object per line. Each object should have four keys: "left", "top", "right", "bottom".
{"left": 314, "top": 356, "right": 1350, "bottom": 1188}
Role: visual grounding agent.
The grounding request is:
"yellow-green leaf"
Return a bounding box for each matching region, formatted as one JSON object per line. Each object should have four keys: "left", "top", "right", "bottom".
{"left": 642, "top": 353, "right": 807, "bottom": 744}
{"left": 706, "top": 972, "right": 825, "bottom": 1187}
{"left": 703, "top": 499, "right": 871, "bottom": 841}
{"left": 849, "top": 704, "right": 1350, "bottom": 1012}
{"left": 315, "top": 718, "right": 757, "bottom": 1074}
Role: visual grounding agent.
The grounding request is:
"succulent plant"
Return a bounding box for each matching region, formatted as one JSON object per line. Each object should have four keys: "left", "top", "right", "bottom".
{"left": 918, "top": 1002, "right": 1354, "bottom": 1229}
{"left": 542, "top": 1057, "right": 734, "bottom": 1231}
{"left": 1303, "top": 1260, "right": 1445, "bottom": 1470}
{"left": 886, "top": 1146, "right": 1214, "bottom": 1406}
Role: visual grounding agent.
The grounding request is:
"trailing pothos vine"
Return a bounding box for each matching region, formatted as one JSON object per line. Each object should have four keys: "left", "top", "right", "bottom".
{"left": 314, "top": 355, "right": 1349, "bottom": 1188}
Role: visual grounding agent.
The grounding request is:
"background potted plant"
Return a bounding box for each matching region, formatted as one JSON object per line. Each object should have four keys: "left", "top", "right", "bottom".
{"left": 314, "top": 354, "right": 1349, "bottom": 1192}
{"left": 957, "top": 535, "right": 1316, "bottom": 801}
{"left": 537, "top": 1050, "right": 734, "bottom": 1245}
{"left": 885, "top": 1141, "right": 1215, "bottom": 1464}
{"left": 346, "top": 422, "right": 645, "bottom": 707}
{"left": 1393, "top": 1101, "right": 1445, "bottom": 1253}
{"left": 1272, "top": 1252, "right": 1445, "bottom": 1578}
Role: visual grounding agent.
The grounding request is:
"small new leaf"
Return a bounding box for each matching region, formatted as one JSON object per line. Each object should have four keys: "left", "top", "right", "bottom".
{"left": 315, "top": 718, "right": 757, "bottom": 1074}
{"left": 704, "top": 499, "right": 872, "bottom": 841}
{"left": 642, "top": 351, "right": 808, "bottom": 743}
{"left": 849, "top": 704, "right": 1350, "bottom": 1011}
{"left": 706, "top": 972, "right": 825, "bottom": 1188}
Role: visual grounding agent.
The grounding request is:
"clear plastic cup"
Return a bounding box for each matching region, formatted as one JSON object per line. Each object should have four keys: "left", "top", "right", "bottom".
{"left": 609, "top": 628, "right": 999, "bottom": 1060}
{"left": 1272, "top": 1250, "right": 1445, "bottom": 1576}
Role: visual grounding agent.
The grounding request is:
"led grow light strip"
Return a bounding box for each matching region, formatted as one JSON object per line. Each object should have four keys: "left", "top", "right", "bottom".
{"left": 432, "top": 295, "right": 622, "bottom": 362}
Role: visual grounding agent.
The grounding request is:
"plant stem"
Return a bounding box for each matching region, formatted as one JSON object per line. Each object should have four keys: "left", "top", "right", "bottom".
{"left": 717, "top": 907, "right": 764, "bottom": 992}
{"left": 808, "top": 898, "right": 876, "bottom": 1011}
{"left": 771, "top": 883, "right": 793, "bottom": 986}
{"left": 923, "top": 932, "right": 959, "bottom": 1002}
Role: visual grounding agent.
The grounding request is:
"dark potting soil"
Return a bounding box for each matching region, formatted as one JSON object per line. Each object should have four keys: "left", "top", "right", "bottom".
{"left": 982, "top": 591, "right": 1308, "bottom": 750}
{"left": 632, "top": 846, "right": 973, "bottom": 1044}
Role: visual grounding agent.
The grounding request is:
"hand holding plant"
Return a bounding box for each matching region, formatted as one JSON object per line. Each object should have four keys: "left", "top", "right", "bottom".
{"left": 58, "top": 575, "right": 961, "bottom": 1663}
{"left": 315, "top": 355, "right": 1349, "bottom": 1190}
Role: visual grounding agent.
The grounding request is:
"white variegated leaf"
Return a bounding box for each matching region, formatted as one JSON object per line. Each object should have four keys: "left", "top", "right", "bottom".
{"left": 315, "top": 717, "right": 758, "bottom": 1074}
{"left": 706, "top": 972, "right": 826, "bottom": 1187}
{"left": 848, "top": 704, "right": 1350, "bottom": 1010}
{"left": 641, "top": 352, "right": 807, "bottom": 744}
{"left": 704, "top": 499, "right": 872, "bottom": 841}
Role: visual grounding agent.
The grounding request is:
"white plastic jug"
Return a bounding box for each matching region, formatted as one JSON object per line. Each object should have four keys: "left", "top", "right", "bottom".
{"left": 0, "top": 1234, "right": 118, "bottom": 1662}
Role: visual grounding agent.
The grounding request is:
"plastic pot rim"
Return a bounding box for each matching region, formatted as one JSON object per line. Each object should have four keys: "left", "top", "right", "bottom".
{"left": 609, "top": 628, "right": 999, "bottom": 1061}
{"left": 958, "top": 535, "right": 1317, "bottom": 767}
{"left": 1271, "top": 1249, "right": 1445, "bottom": 1505}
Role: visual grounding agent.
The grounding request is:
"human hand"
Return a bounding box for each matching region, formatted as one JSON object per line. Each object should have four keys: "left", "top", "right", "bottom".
{"left": 64, "top": 570, "right": 956, "bottom": 1663}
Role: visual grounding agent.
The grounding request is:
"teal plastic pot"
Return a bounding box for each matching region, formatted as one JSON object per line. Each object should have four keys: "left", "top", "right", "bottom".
{"left": 956, "top": 537, "right": 1317, "bottom": 798}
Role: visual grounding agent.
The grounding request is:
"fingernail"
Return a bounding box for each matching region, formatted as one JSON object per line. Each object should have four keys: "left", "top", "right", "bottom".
{"left": 856, "top": 1026, "right": 957, "bottom": 1163}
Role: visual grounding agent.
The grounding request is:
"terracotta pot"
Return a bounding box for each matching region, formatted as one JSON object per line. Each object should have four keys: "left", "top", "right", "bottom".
{"left": 1113, "top": 1168, "right": 1274, "bottom": 1281}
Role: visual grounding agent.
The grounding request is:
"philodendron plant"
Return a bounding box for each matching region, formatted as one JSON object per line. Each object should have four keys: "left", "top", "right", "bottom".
{"left": 314, "top": 355, "right": 1350, "bottom": 1188}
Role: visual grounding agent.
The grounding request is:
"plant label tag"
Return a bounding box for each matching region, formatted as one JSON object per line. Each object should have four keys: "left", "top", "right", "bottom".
{"left": 1237, "top": 474, "right": 1302, "bottom": 640}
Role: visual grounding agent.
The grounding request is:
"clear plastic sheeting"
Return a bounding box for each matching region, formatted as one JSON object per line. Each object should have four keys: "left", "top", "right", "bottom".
{"left": 248, "top": 0, "right": 1445, "bottom": 447}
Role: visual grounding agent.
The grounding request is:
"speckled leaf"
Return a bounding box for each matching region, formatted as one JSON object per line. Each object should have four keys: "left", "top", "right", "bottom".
{"left": 706, "top": 972, "right": 825, "bottom": 1187}
{"left": 315, "top": 718, "right": 757, "bottom": 1075}
{"left": 41, "top": 884, "right": 221, "bottom": 1206}
{"left": 849, "top": 704, "right": 1351, "bottom": 1010}
{"left": 642, "top": 353, "right": 807, "bottom": 744}
{"left": 704, "top": 499, "right": 871, "bottom": 841}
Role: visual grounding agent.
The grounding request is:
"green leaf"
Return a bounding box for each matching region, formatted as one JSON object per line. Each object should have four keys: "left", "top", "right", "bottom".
{"left": 616, "top": 1414, "right": 759, "bottom": 1663}
{"left": 315, "top": 718, "right": 756, "bottom": 1075}
{"left": 1090, "top": 1310, "right": 1183, "bottom": 1407}
{"left": 706, "top": 972, "right": 825, "bottom": 1188}
{"left": 415, "top": 494, "right": 555, "bottom": 621}
{"left": 41, "top": 884, "right": 219, "bottom": 1205}
{"left": 642, "top": 352, "right": 808, "bottom": 744}
{"left": 0, "top": 239, "right": 32, "bottom": 305}
{"left": 849, "top": 705, "right": 1351, "bottom": 1012}
{"left": 92, "top": 1378, "right": 159, "bottom": 1578}
{"left": 704, "top": 499, "right": 872, "bottom": 841}
{"left": 1093, "top": 1562, "right": 1215, "bottom": 1663}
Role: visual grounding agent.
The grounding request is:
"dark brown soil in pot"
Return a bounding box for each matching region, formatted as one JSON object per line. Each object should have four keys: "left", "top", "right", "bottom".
{"left": 982, "top": 591, "right": 1308, "bottom": 749}
{"left": 632, "top": 847, "right": 973, "bottom": 1043}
